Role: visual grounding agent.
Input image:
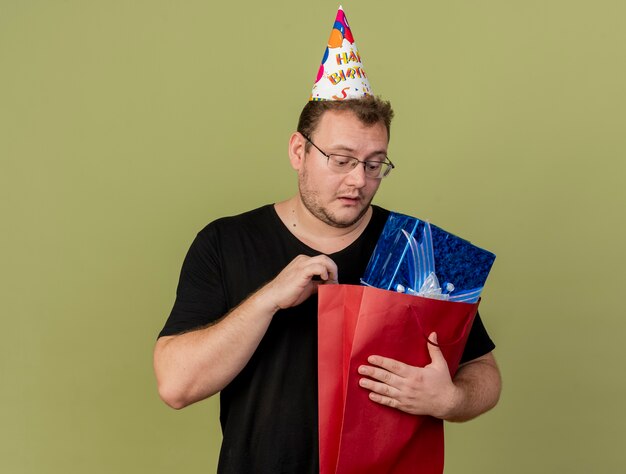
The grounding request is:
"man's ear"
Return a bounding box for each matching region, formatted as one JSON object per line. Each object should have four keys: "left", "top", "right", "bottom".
{"left": 288, "top": 132, "right": 306, "bottom": 170}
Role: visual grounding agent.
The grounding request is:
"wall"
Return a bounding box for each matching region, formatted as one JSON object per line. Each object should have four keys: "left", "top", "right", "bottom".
{"left": 1, "top": 1, "right": 625, "bottom": 472}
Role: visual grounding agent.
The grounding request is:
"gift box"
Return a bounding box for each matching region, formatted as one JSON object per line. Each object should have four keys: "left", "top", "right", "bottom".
{"left": 361, "top": 212, "right": 496, "bottom": 303}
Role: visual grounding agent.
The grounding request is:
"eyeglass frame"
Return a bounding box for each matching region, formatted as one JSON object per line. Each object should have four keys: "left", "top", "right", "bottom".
{"left": 300, "top": 133, "right": 395, "bottom": 179}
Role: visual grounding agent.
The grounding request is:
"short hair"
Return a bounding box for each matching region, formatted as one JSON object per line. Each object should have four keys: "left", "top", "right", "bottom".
{"left": 297, "top": 96, "right": 394, "bottom": 151}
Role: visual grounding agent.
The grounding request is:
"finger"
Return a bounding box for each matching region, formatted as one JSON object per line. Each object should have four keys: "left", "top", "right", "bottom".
{"left": 310, "top": 255, "right": 338, "bottom": 283}
{"left": 325, "top": 258, "right": 339, "bottom": 283}
{"left": 366, "top": 355, "right": 409, "bottom": 377}
{"left": 302, "top": 261, "right": 329, "bottom": 281}
{"left": 359, "top": 376, "right": 400, "bottom": 398}
{"left": 325, "top": 266, "right": 338, "bottom": 284}
{"left": 317, "top": 264, "right": 329, "bottom": 281}
{"left": 367, "top": 391, "right": 399, "bottom": 409}
{"left": 427, "top": 332, "right": 447, "bottom": 366}
{"left": 358, "top": 364, "right": 401, "bottom": 386}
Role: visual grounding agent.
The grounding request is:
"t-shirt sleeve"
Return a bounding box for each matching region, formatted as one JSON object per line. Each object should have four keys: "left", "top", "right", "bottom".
{"left": 158, "top": 226, "right": 228, "bottom": 338}
{"left": 459, "top": 311, "right": 495, "bottom": 364}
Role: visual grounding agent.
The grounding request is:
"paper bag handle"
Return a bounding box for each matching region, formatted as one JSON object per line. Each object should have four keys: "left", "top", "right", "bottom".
{"left": 407, "top": 305, "right": 475, "bottom": 348}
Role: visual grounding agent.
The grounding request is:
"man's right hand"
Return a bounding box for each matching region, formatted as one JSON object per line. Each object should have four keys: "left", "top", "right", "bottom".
{"left": 261, "top": 254, "right": 339, "bottom": 310}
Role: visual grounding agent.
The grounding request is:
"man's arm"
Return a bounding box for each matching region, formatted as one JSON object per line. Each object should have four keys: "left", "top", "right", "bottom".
{"left": 357, "top": 332, "right": 501, "bottom": 421}
{"left": 153, "top": 254, "right": 338, "bottom": 409}
{"left": 444, "top": 351, "right": 501, "bottom": 422}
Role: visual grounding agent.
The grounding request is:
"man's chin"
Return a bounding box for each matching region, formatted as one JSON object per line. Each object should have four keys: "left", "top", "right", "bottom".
{"left": 324, "top": 204, "right": 370, "bottom": 228}
{"left": 299, "top": 191, "right": 372, "bottom": 229}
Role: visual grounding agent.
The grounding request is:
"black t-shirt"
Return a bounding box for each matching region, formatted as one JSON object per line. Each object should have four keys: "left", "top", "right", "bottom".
{"left": 159, "top": 204, "right": 495, "bottom": 474}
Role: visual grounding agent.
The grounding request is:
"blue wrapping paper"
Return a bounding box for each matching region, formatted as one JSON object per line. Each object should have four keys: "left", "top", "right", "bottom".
{"left": 361, "top": 212, "right": 496, "bottom": 303}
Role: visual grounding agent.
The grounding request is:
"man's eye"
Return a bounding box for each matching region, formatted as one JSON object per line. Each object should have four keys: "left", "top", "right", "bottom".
{"left": 331, "top": 156, "right": 352, "bottom": 167}
{"left": 365, "top": 161, "right": 383, "bottom": 171}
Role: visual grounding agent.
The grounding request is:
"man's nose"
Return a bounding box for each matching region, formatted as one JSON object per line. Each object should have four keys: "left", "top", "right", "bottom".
{"left": 344, "top": 163, "right": 367, "bottom": 187}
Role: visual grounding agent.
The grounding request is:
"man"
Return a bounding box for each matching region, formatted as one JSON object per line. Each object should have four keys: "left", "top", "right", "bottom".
{"left": 154, "top": 7, "right": 500, "bottom": 474}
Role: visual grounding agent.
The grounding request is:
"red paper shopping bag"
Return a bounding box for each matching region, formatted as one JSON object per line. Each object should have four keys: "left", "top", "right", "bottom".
{"left": 318, "top": 285, "right": 479, "bottom": 474}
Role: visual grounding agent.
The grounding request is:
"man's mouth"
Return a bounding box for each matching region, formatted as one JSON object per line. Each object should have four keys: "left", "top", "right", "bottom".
{"left": 337, "top": 195, "right": 361, "bottom": 205}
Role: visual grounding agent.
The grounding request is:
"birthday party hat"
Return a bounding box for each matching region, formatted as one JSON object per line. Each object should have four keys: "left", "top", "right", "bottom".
{"left": 310, "top": 5, "right": 373, "bottom": 101}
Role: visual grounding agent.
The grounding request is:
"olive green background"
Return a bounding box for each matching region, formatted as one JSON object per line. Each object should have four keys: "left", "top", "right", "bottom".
{"left": 1, "top": 0, "right": 624, "bottom": 472}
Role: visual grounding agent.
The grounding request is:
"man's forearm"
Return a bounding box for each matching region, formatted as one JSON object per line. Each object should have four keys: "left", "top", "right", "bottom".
{"left": 445, "top": 352, "right": 501, "bottom": 422}
{"left": 153, "top": 286, "right": 278, "bottom": 409}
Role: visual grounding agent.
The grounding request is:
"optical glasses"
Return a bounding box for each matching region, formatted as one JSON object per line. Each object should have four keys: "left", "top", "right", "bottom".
{"left": 302, "top": 133, "right": 395, "bottom": 179}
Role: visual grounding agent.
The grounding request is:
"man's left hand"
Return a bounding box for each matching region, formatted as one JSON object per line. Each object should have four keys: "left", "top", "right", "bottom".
{"left": 357, "top": 332, "right": 461, "bottom": 419}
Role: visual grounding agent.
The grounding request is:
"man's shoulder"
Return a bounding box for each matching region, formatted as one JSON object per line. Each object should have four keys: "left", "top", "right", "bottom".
{"left": 190, "top": 204, "right": 278, "bottom": 245}
{"left": 198, "top": 204, "right": 276, "bottom": 235}
{"left": 371, "top": 204, "right": 390, "bottom": 216}
{"left": 370, "top": 204, "right": 390, "bottom": 228}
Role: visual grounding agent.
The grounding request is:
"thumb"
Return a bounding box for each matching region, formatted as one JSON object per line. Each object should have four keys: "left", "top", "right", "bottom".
{"left": 427, "top": 332, "right": 446, "bottom": 366}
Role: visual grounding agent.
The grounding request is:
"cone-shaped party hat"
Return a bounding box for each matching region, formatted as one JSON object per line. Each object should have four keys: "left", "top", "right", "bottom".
{"left": 309, "top": 5, "right": 373, "bottom": 101}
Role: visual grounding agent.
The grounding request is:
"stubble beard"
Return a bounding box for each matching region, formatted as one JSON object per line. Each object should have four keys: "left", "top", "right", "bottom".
{"left": 298, "top": 170, "right": 372, "bottom": 229}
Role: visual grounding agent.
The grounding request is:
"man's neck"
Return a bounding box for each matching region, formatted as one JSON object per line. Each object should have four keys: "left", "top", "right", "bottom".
{"left": 274, "top": 196, "right": 373, "bottom": 255}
